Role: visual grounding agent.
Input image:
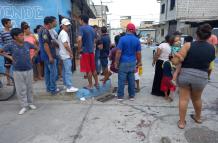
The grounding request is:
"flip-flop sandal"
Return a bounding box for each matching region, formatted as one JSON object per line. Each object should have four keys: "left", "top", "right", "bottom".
{"left": 102, "top": 78, "right": 109, "bottom": 83}
{"left": 83, "top": 86, "right": 93, "bottom": 90}
{"left": 168, "top": 97, "right": 173, "bottom": 102}
{"left": 94, "top": 84, "right": 100, "bottom": 89}
{"left": 6, "top": 83, "right": 14, "bottom": 86}
{"left": 112, "top": 87, "right": 118, "bottom": 93}
{"left": 83, "top": 75, "right": 88, "bottom": 79}
{"left": 177, "top": 120, "right": 186, "bottom": 129}
{"left": 102, "top": 80, "right": 107, "bottom": 85}
{"left": 190, "top": 114, "right": 202, "bottom": 124}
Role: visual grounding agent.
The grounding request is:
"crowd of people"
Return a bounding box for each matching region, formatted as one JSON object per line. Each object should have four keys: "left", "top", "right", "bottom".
{"left": 0, "top": 16, "right": 80, "bottom": 115}
{"left": 151, "top": 24, "right": 217, "bottom": 129}
{"left": 0, "top": 15, "right": 142, "bottom": 115}
{"left": 0, "top": 15, "right": 217, "bottom": 130}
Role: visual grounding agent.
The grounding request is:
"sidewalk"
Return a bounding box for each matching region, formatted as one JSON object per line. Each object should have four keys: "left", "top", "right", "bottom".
{"left": 0, "top": 47, "right": 218, "bottom": 143}
{"left": 32, "top": 66, "right": 112, "bottom": 101}
{"left": 32, "top": 69, "right": 87, "bottom": 101}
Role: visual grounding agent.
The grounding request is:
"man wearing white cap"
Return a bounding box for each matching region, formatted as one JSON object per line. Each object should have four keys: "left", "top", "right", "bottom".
{"left": 58, "top": 18, "right": 78, "bottom": 92}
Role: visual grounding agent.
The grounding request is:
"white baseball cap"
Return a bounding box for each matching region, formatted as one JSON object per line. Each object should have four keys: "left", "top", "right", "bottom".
{"left": 61, "top": 18, "right": 71, "bottom": 26}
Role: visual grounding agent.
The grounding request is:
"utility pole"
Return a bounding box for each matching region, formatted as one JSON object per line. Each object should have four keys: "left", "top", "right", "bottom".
{"left": 100, "top": 0, "right": 112, "bottom": 26}
{"left": 101, "top": 0, "right": 103, "bottom": 26}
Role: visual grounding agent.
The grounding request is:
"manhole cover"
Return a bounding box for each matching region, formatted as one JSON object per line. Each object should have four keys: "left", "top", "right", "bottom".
{"left": 185, "top": 127, "right": 218, "bottom": 143}
{"left": 96, "top": 94, "right": 115, "bottom": 102}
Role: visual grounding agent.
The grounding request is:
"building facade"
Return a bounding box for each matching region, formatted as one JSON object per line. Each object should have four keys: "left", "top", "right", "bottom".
{"left": 120, "top": 16, "right": 131, "bottom": 30}
{"left": 157, "top": 0, "right": 218, "bottom": 42}
{"left": 89, "top": 5, "right": 109, "bottom": 27}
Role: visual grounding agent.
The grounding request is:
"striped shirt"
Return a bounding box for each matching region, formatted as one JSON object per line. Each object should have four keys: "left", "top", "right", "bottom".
{"left": 0, "top": 30, "right": 13, "bottom": 47}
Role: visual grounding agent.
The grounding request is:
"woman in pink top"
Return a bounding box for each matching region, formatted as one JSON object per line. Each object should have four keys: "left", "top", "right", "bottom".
{"left": 21, "top": 22, "right": 38, "bottom": 59}
{"left": 21, "top": 22, "right": 42, "bottom": 81}
{"left": 25, "top": 35, "right": 37, "bottom": 59}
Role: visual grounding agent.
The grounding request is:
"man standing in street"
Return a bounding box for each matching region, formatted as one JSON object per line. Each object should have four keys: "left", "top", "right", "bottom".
{"left": 77, "top": 15, "right": 99, "bottom": 89}
{"left": 97, "top": 26, "right": 111, "bottom": 79}
{"left": 93, "top": 25, "right": 101, "bottom": 75}
{"left": 49, "top": 16, "right": 61, "bottom": 81}
{"left": 58, "top": 18, "right": 78, "bottom": 93}
{"left": 115, "top": 23, "right": 142, "bottom": 101}
{"left": 0, "top": 18, "right": 13, "bottom": 85}
{"left": 39, "top": 16, "right": 60, "bottom": 95}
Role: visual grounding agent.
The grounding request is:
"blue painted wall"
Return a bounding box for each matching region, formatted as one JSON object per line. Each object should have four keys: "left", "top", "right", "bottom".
{"left": 0, "top": 0, "right": 72, "bottom": 72}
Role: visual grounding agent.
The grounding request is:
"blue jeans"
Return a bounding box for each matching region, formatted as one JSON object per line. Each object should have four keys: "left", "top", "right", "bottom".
{"left": 100, "top": 57, "right": 108, "bottom": 71}
{"left": 117, "top": 62, "right": 136, "bottom": 98}
{"left": 55, "top": 57, "right": 60, "bottom": 81}
{"left": 95, "top": 49, "right": 101, "bottom": 73}
{"left": 62, "top": 58, "right": 73, "bottom": 88}
{"left": 44, "top": 59, "right": 57, "bottom": 93}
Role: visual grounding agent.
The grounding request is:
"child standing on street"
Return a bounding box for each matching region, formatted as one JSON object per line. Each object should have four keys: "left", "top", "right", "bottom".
{"left": 160, "top": 56, "right": 176, "bottom": 101}
{"left": 135, "top": 66, "right": 140, "bottom": 93}
{"left": 0, "top": 28, "right": 37, "bottom": 115}
{"left": 102, "top": 44, "right": 119, "bottom": 83}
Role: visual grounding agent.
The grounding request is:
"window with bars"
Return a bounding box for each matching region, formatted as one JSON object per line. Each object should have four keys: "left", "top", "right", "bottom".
{"left": 161, "top": 4, "right": 165, "bottom": 14}
{"left": 170, "top": 0, "right": 175, "bottom": 10}
{"left": 161, "top": 29, "right": 164, "bottom": 36}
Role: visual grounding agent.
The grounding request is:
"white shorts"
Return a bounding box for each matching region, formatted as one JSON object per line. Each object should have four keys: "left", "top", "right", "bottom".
{"left": 135, "top": 72, "right": 140, "bottom": 80}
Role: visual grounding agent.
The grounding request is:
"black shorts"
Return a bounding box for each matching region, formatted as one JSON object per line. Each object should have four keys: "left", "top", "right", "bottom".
{"left": 4, "top": 57, "right": 12, "bottom": 68}
{"left": 100, "top": 58, "right": 108, "bottom": 69}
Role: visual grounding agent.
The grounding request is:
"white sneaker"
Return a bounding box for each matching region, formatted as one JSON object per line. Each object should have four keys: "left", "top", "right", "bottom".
{"left": 66, "top": 87, "right": 79, "bottom": 93}
{"left": 117, "top": 97, "right": 124, "bottom": 101}
{"left": 29, "top": 105, "right": 37, "bottom": 110}
{"left": 18, "top": 108, "right": 28, "bottom": 115}
{"left": 129, "top": 97, "right": 135, "bottom": 101}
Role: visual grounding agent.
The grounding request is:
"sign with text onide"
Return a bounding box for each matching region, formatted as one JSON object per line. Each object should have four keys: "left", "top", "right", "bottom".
{"left": 0, "top": 0, "right": 72, "bottom": 72}
{"left": 0, "top": 0, "right": 71, "bottom": 30}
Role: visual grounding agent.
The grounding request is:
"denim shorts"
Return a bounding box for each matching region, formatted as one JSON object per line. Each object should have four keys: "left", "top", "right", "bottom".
{"left": 177, "top": 68, "right": 208, "bottom": 90}
{"left": 100, "top": 58, "right": 108, "bottom": 69}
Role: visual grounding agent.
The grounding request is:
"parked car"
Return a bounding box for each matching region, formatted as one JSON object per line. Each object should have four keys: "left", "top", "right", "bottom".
{"left": 212, "top": 28, "right": 218, "bottom": 38}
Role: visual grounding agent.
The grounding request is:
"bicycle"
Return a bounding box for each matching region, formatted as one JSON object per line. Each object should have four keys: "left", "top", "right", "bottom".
{"left": 0, "top": 54, "right": 16, "bottom": 101}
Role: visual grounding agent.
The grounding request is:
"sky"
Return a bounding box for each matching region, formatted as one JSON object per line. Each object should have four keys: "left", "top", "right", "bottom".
{"left": 92, "top": 0, "right": 160, "bottom": 28}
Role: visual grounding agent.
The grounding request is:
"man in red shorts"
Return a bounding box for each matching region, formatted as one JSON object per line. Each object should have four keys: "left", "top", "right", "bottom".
{"left": 77, "top": 15, "right": 99, "bottom": 89}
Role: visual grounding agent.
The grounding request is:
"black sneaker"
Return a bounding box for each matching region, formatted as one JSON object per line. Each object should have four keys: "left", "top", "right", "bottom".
{"left": 50, "top": 88, "right": 61, "bottom": 95}
{"left": 129, "top": 96, "right": 135, "bottom": 101}
{"left": 117, "top": 97, "right": 124, "bottom": 101}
